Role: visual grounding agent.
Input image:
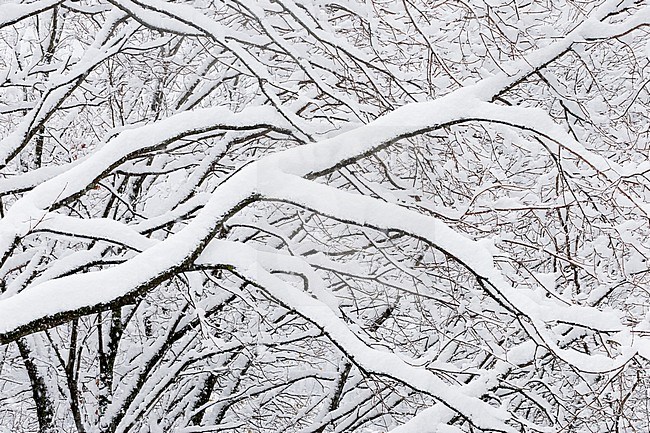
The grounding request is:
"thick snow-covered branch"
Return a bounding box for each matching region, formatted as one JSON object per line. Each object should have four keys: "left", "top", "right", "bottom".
{"left": 2, "top": 0, "right": 650, "bottom": 431}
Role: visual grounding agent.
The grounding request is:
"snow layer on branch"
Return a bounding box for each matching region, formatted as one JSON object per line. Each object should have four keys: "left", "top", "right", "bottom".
{"left": 260, "top": 173, "right": 626, "bottom": 335}
{"left": 196, "top": 240, "right": 516, "bottom": 433}
{"left": 0, "top": 105, "right": 285, "bottom": 258}
{"left": 0, "top": 0, "right": 62, "bottom": 28}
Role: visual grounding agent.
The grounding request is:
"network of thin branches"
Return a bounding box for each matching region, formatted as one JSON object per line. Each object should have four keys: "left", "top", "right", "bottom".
{"left": 1, "top": 0, "right": 650, "bottom": 432}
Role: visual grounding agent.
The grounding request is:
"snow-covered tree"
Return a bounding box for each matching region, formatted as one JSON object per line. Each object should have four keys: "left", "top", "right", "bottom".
{"left": 2, "top": 0, "right": 650, "bottom": 432}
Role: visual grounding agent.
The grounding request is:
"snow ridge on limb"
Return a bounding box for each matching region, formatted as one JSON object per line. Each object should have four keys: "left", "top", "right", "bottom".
{"left": 0, "top": 0, "right": 64, "bottom": 29}
{"left": 259, "top": 173, "right": 624, "bottom": 333}
{"left": 0, "top": 92, "right": 626, "bottom": 347}
{"left": 0, "top": 0, "right": 648, "bottom": 433}
{"left": 0, "top": 0, "right": 646, "bottom": 353}
{"left": 3, "top": 0, "right": 650, "bottom": 431}
{"left": 0, "top": 11, "right": 132, "bottom": 170}
{"left": 195, "top": 240, "right": 518, "bottom": 433}
{"left": 257, "top": 173, "right": 637, "bottom": 374}
{"left": 0, "top": 105, "right": 288, "bottom": 263}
